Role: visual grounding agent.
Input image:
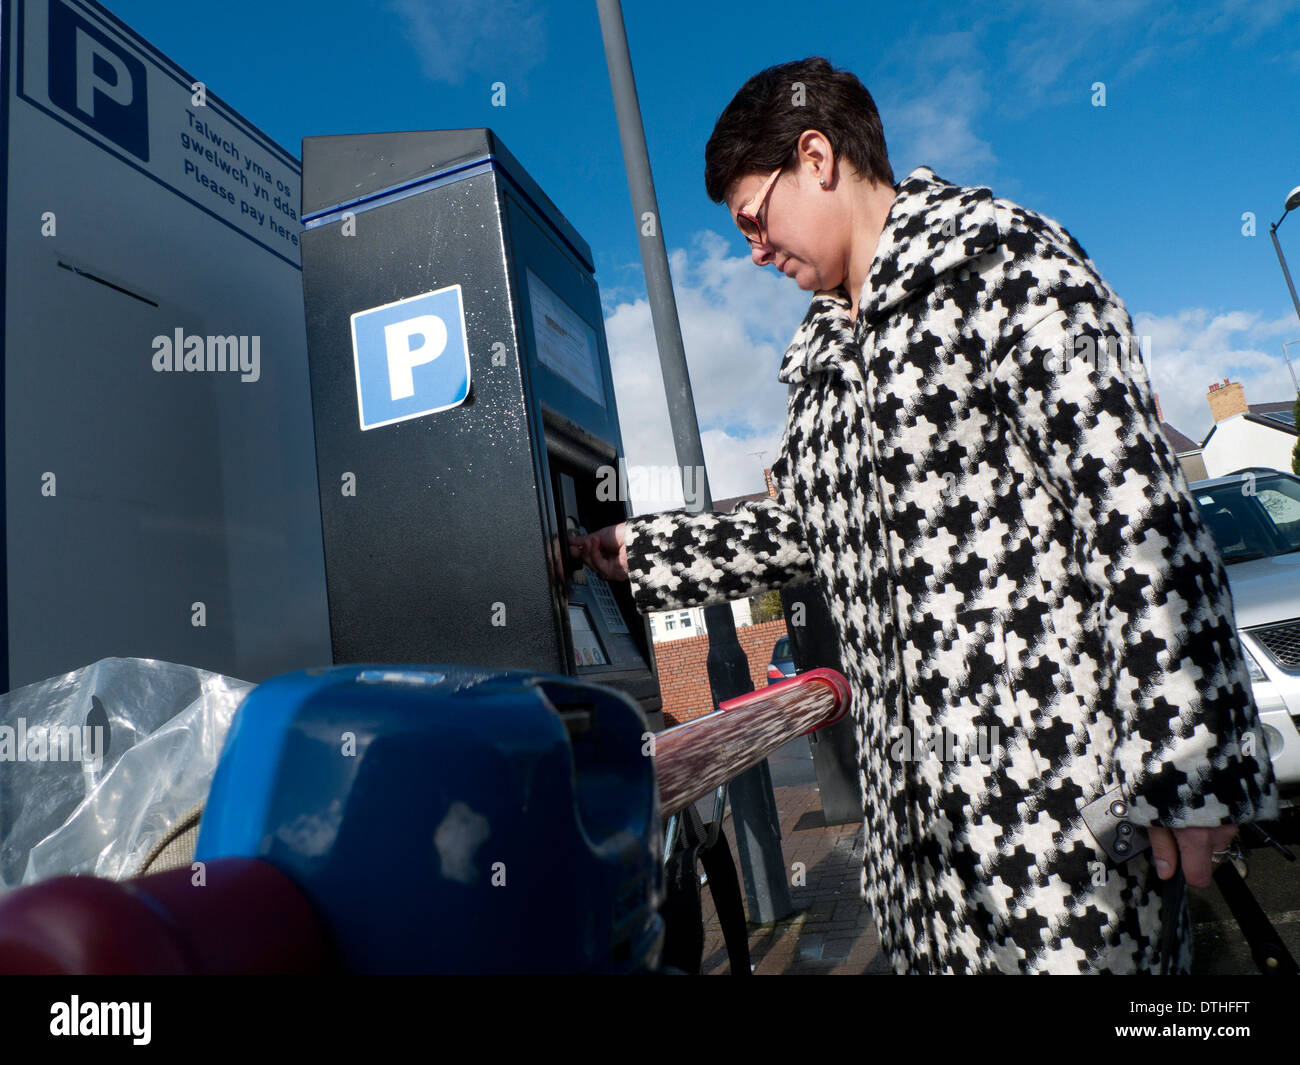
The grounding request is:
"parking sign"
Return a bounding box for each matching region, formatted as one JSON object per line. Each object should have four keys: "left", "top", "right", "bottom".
{"left": 350, "top": 286, "right": 472, "bottom": 431}
{"left": 46, "top": 0, "right": 149, "bottom": 161}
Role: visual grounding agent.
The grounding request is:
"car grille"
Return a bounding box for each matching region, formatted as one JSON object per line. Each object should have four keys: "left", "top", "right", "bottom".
{"left": 1247, "top": 619, "right": 1300, "bottom": 670}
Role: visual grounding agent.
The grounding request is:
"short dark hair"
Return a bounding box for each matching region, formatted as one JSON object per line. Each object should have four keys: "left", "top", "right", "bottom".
{"left": 704, "top": 57, "right": 894, "bottom": 205}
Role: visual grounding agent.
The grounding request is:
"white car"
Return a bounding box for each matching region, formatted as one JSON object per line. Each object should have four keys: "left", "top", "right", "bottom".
{"left": 1190, "top": 468, "right": 1300, "bottom": 811}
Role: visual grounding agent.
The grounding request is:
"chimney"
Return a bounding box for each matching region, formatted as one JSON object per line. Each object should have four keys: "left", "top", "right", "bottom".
{"left": 1154, "top": 392, "right": 1165, "bottom": 423}
{"left": 763, "top": 467, "right": 776, "bottom": 498}
{"left": 1207, "top": 380, "right": 1248, "bottom": 422}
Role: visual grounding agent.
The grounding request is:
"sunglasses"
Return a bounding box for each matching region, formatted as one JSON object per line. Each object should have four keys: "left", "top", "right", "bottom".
{"left": 735, "top": 167, "right": 783, "bottom": 247}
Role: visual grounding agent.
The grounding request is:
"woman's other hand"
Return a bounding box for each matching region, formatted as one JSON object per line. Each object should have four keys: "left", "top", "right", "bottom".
{"left": 568, "top": 523, "right": 629, "bottom": 581}
{"left": 1149, "top": 823, "right": 1240, "bottom": 889}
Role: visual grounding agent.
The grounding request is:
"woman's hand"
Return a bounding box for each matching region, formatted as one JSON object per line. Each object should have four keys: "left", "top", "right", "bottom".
{"left": 1149, "top": 823, "right": 1240, "bottom": 888}
{"left": 568, "top": 523, "right": 629, "bottom": 581}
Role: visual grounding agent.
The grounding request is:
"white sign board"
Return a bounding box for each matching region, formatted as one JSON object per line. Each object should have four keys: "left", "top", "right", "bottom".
{"left": 1, "top": 0, "right": 331, "bottom": 689}
{"left": 16, "top": 0, "right": 301, "bottom": 264}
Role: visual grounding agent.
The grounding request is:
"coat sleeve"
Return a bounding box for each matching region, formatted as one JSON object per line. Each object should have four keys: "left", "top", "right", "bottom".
{"left": 622, "top": 444, "right": 815, "bottom": 614}
{"left": 990, "top": 297, "right": 1280, "bottom": 828}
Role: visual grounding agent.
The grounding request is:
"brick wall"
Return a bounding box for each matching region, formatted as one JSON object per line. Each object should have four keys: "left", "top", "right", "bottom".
{"left": 652, "top": 617, "right": 789, "bottom": 726}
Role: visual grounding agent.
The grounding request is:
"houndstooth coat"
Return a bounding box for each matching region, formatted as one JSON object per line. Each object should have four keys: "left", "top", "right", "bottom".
{"left": 622, "top": 166, "right": 1280, "bottom": 974}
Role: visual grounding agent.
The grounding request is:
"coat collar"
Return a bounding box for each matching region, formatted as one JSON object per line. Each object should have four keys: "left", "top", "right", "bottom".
{"left": 777, "top": 166, "right": 1000, "bottom": 384}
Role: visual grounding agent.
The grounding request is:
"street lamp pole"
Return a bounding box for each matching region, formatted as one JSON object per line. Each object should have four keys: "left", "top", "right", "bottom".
{"left": 1282, "top": 341, "right": 1300, "bottom": 398}
{"left": 595, "top": 0, "right": 795, "bottom": 926}
{"left": 1268, "top": 185, "right": 1300, "bottom": 331}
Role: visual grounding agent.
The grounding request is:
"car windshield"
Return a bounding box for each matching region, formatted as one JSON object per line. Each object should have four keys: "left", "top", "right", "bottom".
{"left": 773, "top": 637, "right": 790, "bottom": 659}
{"left": 1191, "top": 474, "right": 1300, "bottom": 563}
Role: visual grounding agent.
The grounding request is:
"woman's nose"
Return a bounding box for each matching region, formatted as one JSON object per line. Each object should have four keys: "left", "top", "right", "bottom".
{"left": 751, "top": 242, "right": 772, "bottom": 266}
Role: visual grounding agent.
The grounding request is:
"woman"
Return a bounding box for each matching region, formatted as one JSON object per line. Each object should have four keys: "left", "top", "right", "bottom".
{"left": 570, "top": 56, "right": 1278, "bottom": 974}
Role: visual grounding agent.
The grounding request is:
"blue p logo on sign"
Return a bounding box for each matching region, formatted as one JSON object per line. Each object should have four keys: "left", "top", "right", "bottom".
{"left": 350, "top": 286, "right": 471, "bottom": 430}
{"left": 47, "top": 0, "right": 149, "bottom": 162}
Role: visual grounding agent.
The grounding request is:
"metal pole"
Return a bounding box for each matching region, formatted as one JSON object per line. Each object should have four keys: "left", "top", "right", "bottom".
{"left": 1282, "top": 341, "right": 1300, "bottom": 398}
{"left": 1270, "top": 224, "right": 1300, "bottom": 332}
{"left": 594, "top": 0, "right": 794, "bottom": 922}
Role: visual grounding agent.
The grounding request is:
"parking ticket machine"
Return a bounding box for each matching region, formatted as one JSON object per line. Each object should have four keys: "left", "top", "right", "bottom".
{"left": 298, "top": 129, "right": 660, "bottom": 718}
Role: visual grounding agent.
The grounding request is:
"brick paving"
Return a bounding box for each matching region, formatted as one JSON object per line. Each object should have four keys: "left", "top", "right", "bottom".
{"left": 692, "top": 782, "right": 1300, "bottom": 975}
{"left": 695, "top": 782, "right": 893, "bottom": 974}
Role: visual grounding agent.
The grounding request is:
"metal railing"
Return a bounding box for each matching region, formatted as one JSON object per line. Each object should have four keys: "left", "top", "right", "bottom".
{"left": 656, "top": 668, "right": 851, "bottom": 822}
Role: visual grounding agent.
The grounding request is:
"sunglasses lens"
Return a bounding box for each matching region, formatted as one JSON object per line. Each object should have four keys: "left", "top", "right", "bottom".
{"left": 738, "top": 218, "right": 764, "bottom": 248}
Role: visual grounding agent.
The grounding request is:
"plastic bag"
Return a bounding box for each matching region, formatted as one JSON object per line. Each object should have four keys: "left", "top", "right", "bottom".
{"left": 0, "top": 657, "right": 253, "bottom": 890}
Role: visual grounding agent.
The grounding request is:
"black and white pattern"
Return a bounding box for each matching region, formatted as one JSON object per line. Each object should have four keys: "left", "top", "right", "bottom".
{"left": 623, "top": 166, "right": 1280, "bottom": 973}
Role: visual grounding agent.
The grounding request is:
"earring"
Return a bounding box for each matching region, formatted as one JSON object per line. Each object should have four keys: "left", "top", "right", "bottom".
{"left": 819, "top": 177, "right": 827, "bottom": 187}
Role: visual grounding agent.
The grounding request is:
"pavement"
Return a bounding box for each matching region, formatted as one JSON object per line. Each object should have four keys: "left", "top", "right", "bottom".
{"left": 689, "top": 735, "right": 1300, "bottom": 975}
{"left": 691, "top": 735, "right": 893, "bottom": 974}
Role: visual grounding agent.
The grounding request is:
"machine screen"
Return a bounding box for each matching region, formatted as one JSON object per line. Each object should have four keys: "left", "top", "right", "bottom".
{"left": 567, "top": 605, "right": 609, "bottom": 667}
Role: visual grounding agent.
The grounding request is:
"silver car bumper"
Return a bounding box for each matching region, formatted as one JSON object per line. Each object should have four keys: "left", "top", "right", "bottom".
{"left": 1238, "top": 627, "right": 1300, "bottom": 809}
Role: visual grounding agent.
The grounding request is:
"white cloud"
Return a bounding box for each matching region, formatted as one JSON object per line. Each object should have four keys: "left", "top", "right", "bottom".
{"left": 885, "top": 67, "right": 996, "bottom": 181}
{"left": 385, "top": 0, "right": 546, "bottom": 86}
{"left": 874, "top": 0, "right": 1300, "bottom": 135}
{"left": 990, "top": 0, "right": 1300, "bottom": 109}
{"left": 603, "top": 234, "right": 1300, "bottom": 515}
{"left": 1135, "top": 306, "right": 1300, "bottom": 441}
{"left": 871, "top": 31, "right": 997, "bottom": 183}
{"left": 603, "top": 231, "right": 810, "bottom": 514}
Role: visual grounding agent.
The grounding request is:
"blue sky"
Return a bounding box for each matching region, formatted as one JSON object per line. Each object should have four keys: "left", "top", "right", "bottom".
{"left": 106, "top": 0, "right": 1300, "bottom": 510}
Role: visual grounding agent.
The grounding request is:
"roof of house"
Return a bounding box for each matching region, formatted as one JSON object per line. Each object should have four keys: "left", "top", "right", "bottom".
{"left": 1248, "top": 401, "right": 1297, "bottom": 431}
{"left": 1201, "top": 403, "right": 1299, "bottom": 448}
{"left": 1159, "top": 421, "right": 1201, "bottom": 455}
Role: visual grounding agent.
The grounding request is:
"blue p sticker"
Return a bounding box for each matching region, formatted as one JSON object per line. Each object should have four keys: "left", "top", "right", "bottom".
{"left": 350, "top": 286, "right": 471, "bottom": 431}
{"left": 47, "top": 0, "right": 150, "bottom": 162}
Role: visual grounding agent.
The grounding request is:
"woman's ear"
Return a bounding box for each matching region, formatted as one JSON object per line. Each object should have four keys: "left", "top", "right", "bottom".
{"left": 795, "top": 130, "right": 834, "bottom": 184}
